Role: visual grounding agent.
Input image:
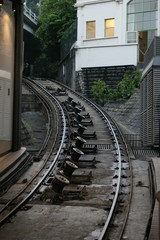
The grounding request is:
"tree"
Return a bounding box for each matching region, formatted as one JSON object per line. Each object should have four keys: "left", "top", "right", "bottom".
{"left": 36, "top": 0, "right": 76, "bottom": 46}
{"left": 35, "top": 0, "right": 76, "bottom": 77}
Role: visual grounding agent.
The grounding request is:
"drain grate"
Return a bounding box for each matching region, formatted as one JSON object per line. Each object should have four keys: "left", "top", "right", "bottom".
{"left": 97, "top": 144, "right": 111, "bottom": 150}
{"left": 83, "top": 144, "right": 111, "bottom": 150}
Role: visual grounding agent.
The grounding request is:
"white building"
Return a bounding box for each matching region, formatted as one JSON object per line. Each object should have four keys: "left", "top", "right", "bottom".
{"left": 75, "top": 0, "right": 158, "bottom": 73}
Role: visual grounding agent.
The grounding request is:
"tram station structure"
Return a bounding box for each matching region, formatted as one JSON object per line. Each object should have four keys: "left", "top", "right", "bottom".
{"left": 0, "top": 0, "right": 23, "bottom": 155}
{"left": 0, "top": 0, "right": 37, "bottom": 157}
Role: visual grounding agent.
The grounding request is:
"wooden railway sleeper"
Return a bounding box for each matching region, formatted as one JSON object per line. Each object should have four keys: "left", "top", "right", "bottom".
{"left": 56, "top": 87, "right": 67, "bottom": 95}
{"left": 76, "top": 156, "right": 97, "bottom": 168}
{"left": 70, "top": 171, "right": 93, "bottom": 185}
{"left": 71, "top": 115, "right": 93, "bottom": 127}
{"left": 81, "top": 119, "right": 93, "bottom": 126}
{"left": 74, "top": 111, "right": 90, "bottom": 118}
{"left": 81, "top": 132, "right": 97, "bottom": 139}
{"left": 67, "top": 143, "right": 97, "bottom": 154}
{"left": 82, "top": 144, "right": 97, "bottom": 153}
{"left": 72, "top": 131, "right": 97, "bottom": 140}
{"left": 62, "top": 185, "right": 87, "bottom": 200}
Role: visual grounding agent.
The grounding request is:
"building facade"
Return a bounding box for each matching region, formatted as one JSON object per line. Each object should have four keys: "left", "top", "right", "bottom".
{"left": 73, "top": 0, "right": 159, "bottom": 95}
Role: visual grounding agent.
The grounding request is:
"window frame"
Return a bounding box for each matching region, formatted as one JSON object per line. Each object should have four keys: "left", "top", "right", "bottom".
{"left": 105, "top": 18, "right": 115, "bottom": 37}
{"left": 86, "top": 20, "right": 96, "bottom": 39}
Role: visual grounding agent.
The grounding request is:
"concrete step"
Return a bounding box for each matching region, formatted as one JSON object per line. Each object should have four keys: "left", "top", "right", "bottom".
{"left": 0, "top": 148, "right": 32, "bottom": 196}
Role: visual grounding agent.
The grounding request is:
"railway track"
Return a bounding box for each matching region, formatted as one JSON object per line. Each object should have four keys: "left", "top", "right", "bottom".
{"left": 0, "top": 79, "right": 69, "bottom": 225}
{"left": 0, "top": 78, "right": 132, "bottom": 240}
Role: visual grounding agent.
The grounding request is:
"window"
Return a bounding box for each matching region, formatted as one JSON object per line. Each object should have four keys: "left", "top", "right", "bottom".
{"left": 127, "top": 0, "right": 158, "bottom": 32}
{"left": 86, "top": 21, "right": 96, "bottom": 39}
{"left": 105, "top": 18, "right": 115, "bottom": 37}
{"left": 127, "top": 0, "right": 158, "bottom": 45}
{"left": 127, "top": 31, "right": 137, "bottom": 43}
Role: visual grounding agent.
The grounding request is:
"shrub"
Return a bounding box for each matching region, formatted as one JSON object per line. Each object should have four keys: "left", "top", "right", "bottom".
{"left": 91, "top": 79, "right": 113, "bottom": 106}
{"left": 132, "top": 70, "right": 142, "bottom": 88}
{"left": 115, "top": 70, "right": 142, "bottom": 99}
{"left": 91, "top": 70, "right": 142, "bottom": 104}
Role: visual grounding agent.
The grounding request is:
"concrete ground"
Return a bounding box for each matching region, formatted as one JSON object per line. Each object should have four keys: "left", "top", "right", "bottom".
{"left": 123, "top": 159, "right": 151, "bottom": 240}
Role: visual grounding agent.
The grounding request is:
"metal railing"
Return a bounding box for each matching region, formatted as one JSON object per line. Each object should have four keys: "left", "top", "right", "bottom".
{"left": 24, "top": 5, "right": 38, "bottom": 25}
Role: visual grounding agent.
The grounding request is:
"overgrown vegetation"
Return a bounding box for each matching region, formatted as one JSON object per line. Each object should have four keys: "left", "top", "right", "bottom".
{"left": 91, "top": 70, "right": 142, "bottom": 105}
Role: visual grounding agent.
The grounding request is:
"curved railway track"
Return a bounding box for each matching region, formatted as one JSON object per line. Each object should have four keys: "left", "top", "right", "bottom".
{"left": 0, "top": 78, "right": 132, "bottom": 240}
{"left": 0, "top": 79, "right": 69, "bottom": 226}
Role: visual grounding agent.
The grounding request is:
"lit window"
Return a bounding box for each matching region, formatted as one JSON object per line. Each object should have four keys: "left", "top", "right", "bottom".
{"left": 86, "top": 21, "right": 96, "bottom": 39}
{"left": 105, "top": 18, "right": 115, "bottom": 37}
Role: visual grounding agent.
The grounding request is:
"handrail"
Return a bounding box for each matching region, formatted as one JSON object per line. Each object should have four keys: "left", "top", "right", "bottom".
{"left": 24, "top": 5, "right": 38, "bottom": 25}
{"left": 139, "top": 48, "right": 145, "bottom": 56}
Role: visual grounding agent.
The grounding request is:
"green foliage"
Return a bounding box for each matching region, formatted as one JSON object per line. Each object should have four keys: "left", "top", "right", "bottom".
{"left": 115, "top": 72, "right": 135, "bottom": 99}
{"left": 36, "top": 0, "right": 76, "bottom": 44}
{"left": 115, "top": 70, "right": 142, "bottom": 99}
{"left": 91, "top": 71, "right": 142, "bottom": 105}
{"left": 132, "top": 70, "right": 142, "bottom": 88}
{"left": 91, "top": 79, "right": 113, "bottom": 106}
{"left": 34, "top": 0, "right": 77, "bottom": 78}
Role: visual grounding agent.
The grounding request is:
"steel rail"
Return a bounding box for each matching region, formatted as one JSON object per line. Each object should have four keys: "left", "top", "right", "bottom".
{"left": 109, "top": 116, "right": 133, "bottom": 239}
{"left": 0, "top": 79, "right": 67, "bottom": 227}
{"left": 0, "top": 80, "right": 52, "bottom": 215}
{"left": 23, "top": 79, "right": 52, "bottom": 156}
{"left": 43, "top": 79, "right": 122, "bottom": 239}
